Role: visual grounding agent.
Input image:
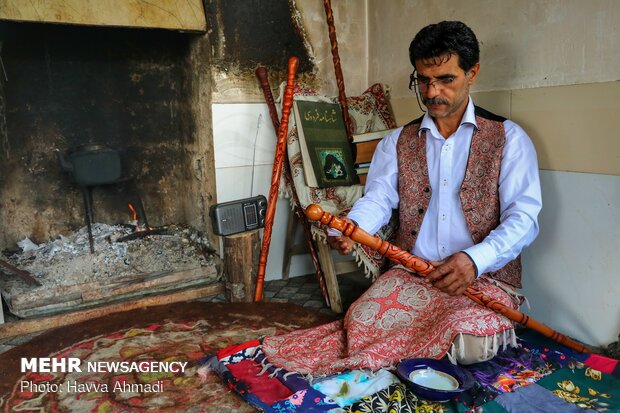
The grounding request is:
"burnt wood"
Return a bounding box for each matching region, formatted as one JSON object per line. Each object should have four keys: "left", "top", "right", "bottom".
{"left": 0, "top": 259, "right": 41, "bottom": 286}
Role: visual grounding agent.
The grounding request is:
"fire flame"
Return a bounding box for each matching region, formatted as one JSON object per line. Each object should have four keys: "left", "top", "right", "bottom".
{"left": 128, "top": 203, "right": 137, "bottom": 222}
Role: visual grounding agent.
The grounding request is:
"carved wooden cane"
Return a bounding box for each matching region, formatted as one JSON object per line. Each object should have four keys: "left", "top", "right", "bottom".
{"left": 254, "top": 66, "right": 331, "bottom": 307}
{"left": 254, "top": 57, "right": 299, "bottom": 302}
{"left": 305, "top": 204, "right": 593, "bottom": 354}
{"left": 323, "top": 0, "right": 354, "bottom": 140}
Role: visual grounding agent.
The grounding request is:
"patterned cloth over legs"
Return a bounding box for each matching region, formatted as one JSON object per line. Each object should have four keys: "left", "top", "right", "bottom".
{"left": 263, "top": 268, "right": 519, "bottom": 376}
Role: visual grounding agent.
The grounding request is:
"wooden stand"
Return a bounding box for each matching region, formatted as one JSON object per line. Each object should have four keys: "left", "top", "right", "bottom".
{"left": 224, "top": 230, "right": 260, "bottom": 302}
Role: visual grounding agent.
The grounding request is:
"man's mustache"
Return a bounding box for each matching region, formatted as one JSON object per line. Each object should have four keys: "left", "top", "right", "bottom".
{"left": 422, "top": 97, "right": 449, "bottom": 106}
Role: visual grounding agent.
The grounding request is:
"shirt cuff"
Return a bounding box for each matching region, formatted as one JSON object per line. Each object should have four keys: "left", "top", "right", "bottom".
{"left": 326, "top": 228, "right": 342, "bottom": 237}
{"left": 326, "top": 219, "right": 359, "bottom": 237}
{"left": 460, "top": 251, "right": 479, "bottom": 278}
{"left": 347, "top": 212, "right": 379, "bottom": 235}
{"left": 462, "top": 243, "right": 497, "bottom": 277}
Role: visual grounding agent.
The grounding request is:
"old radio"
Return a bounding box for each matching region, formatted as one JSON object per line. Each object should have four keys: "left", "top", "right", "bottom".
{"left": 210, "top": 195, "right": 267, "bottom": 236}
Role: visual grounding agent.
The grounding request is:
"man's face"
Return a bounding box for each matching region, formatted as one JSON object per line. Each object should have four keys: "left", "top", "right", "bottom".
{"left": 413, "top": 53, "right": 479, "bottom": 119}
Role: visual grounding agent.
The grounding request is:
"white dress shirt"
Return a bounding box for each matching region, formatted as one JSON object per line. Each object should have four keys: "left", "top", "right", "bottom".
{"left": 345, "top": 98, "right": 542, "bottom": 276}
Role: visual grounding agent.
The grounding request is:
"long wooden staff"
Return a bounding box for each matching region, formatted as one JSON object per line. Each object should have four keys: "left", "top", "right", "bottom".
{"left": 254, "top": 57, "right": 299, "bottom": 302}
{"left": 323, "top": 0, "right": 354, "bottom": 140}
{"left": 254, "top": 66, "right": 331, "bottom": 307}
{"left": 305, "top": 204, "right": 592, "bottom": 353}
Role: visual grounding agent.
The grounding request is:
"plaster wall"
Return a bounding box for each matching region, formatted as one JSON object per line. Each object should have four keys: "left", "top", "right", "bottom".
{"left": 367, "top": 0, "right": 620, "bottom": 95}
{"left": 367, "top": 0, "right": 619, "bottom": 346}
{"left": 210, "top": 0, "right": 368, "bottom": 103}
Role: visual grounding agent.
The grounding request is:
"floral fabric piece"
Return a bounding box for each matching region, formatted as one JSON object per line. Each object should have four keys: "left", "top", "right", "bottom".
{"left": 311, "top": 369, "right": 400, "bottom": 407}
{"left": 226, "top": 359, "right": 293, "bottom": 405}
{"left": 584, "top": 353, "right": 620, "bottom": 377}
{"left": 342, "top": 382, "right": 447, "bottom": 413}
{"left": 206, "top": 329, "right": 620, "bottom": 413}
{"left": 536, "top": 366, "right": 619, "bottom": 412}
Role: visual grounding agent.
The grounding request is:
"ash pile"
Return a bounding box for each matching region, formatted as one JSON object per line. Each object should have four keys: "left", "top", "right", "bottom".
{"left": 0, "top": 224, "right": 222, "bottom": 318}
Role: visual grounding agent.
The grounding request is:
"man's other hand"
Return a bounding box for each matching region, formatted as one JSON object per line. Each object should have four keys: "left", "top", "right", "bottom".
{"left": 427, "top": 252, "right": 476, "bottom": 295}
{"left": 327, "top": 235, "right": 355, "bottom": 255}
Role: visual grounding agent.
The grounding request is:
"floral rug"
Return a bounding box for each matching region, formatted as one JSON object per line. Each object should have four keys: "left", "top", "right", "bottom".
{"left": 0, "top": 302, "right": 334, "bottom": 413}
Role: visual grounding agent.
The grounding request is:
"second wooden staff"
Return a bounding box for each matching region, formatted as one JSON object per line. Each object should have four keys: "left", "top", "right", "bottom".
{"left": 254, "top": 57, "right": 299, "bottom": 302}
{"left": 305, "top": 204, "right": 592, "bottom": 354}
{"left": 254, "top": 66, "right": 331, "bottom": 307}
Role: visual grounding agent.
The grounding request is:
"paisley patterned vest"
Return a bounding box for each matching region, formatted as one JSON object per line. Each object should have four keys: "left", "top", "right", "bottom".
{"left": 394, "top": 106, "right": 522, "bottom": 288}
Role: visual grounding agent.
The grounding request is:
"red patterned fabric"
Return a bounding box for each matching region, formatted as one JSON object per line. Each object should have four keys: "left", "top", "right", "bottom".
{"left": 394, "top": 114, "right": 522, "bottom": 287}
{"left": 263, "top": 268, "right": 517, "bottom": 376}
{"left": 226, "top": 360, "right": 294, "bottom": 405}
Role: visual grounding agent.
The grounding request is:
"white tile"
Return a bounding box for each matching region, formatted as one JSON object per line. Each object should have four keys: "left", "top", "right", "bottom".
{"left": 215, "top": 166, "right": 252, "bottom": 202}
{"left": 212, "top": 104, "right": 278, "bottom": 168}
{"left": 215, "top": 164, "right": 279, "bottom": 203}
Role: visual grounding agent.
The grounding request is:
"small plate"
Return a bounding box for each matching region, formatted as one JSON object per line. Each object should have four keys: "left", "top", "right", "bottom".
{"left": 396, "top": 358, "right": 475, "bottom": 401}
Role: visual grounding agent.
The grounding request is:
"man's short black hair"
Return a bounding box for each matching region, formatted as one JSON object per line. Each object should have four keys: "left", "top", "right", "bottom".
{"left": 409, "top": 21, "right": 480, "bottom": 72}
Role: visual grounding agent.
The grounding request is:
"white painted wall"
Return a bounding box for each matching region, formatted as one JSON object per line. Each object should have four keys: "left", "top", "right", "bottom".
{"left": 522, "top": 171, "right": 620, "bottom": 347}
{"left": 212, "top": 103, "right": 314, "bottom": 281}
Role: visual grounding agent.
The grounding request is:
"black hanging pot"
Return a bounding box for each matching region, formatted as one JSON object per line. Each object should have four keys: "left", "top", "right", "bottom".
{"left": 58, "top": 144, "right": 122, "bottom": 186}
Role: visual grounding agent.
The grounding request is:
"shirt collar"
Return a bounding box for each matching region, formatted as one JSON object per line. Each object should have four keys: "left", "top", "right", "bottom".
{"left": 418, "top": 97, "right": 477, "bottom": 136}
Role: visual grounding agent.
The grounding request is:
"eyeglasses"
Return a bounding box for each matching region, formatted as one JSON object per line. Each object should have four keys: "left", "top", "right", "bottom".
{"left": 408, "top": 73, "right": 457, "bottom": 92}
{"left": 408, "top": 72, "right": 466, "bottom": 113}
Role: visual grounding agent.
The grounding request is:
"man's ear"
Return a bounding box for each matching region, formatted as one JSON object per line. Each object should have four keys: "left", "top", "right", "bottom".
{"left": 467, "top": 63, "right": 480, "bottom": 85}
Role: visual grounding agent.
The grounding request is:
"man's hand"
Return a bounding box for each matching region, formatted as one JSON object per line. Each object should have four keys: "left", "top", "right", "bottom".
{"left": 427, "top": 252, "right": 476, "bottom": 296}
{"left": 327, "top": 235, "right": 355, "bottom": 255}
{"left": 326, "top": 216, "right": 357, "bottom": 255}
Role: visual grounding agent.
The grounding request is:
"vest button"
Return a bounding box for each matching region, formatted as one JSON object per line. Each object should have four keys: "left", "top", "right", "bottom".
{"left": 411, "top": 230, "right": 417, "bottom": 236}
{"left": 424, "top": 187, "right": 430, "bottom": 192}
{"left": 418, "top": 208, "right": 424, "bottom": 214}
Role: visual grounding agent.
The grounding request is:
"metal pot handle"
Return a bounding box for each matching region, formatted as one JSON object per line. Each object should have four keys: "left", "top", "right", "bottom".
{"left": 57, "top": 149, "right": 74, "bottom": 172}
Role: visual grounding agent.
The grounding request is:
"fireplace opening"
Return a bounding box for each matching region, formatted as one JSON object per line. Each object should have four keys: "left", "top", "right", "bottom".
{"left": 0, "top": 20, "right": 219, "bottom": 321}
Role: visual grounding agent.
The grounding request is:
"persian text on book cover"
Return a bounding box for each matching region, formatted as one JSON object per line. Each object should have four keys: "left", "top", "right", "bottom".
{"left": 294, "top": 99, "right": 357, "bottom": 188}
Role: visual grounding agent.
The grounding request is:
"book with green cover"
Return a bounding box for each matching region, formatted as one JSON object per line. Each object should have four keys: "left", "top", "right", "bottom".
{"left": 293, "top": 99, "right": 359, "bottom": 188}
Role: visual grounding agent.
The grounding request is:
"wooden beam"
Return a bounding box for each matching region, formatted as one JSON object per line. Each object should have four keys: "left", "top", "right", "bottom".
{"left": 0, "top": 0, "right": 207, "bottom": 32}
{"left": 0, "top": 282, "right": 224, "bottom": 339}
